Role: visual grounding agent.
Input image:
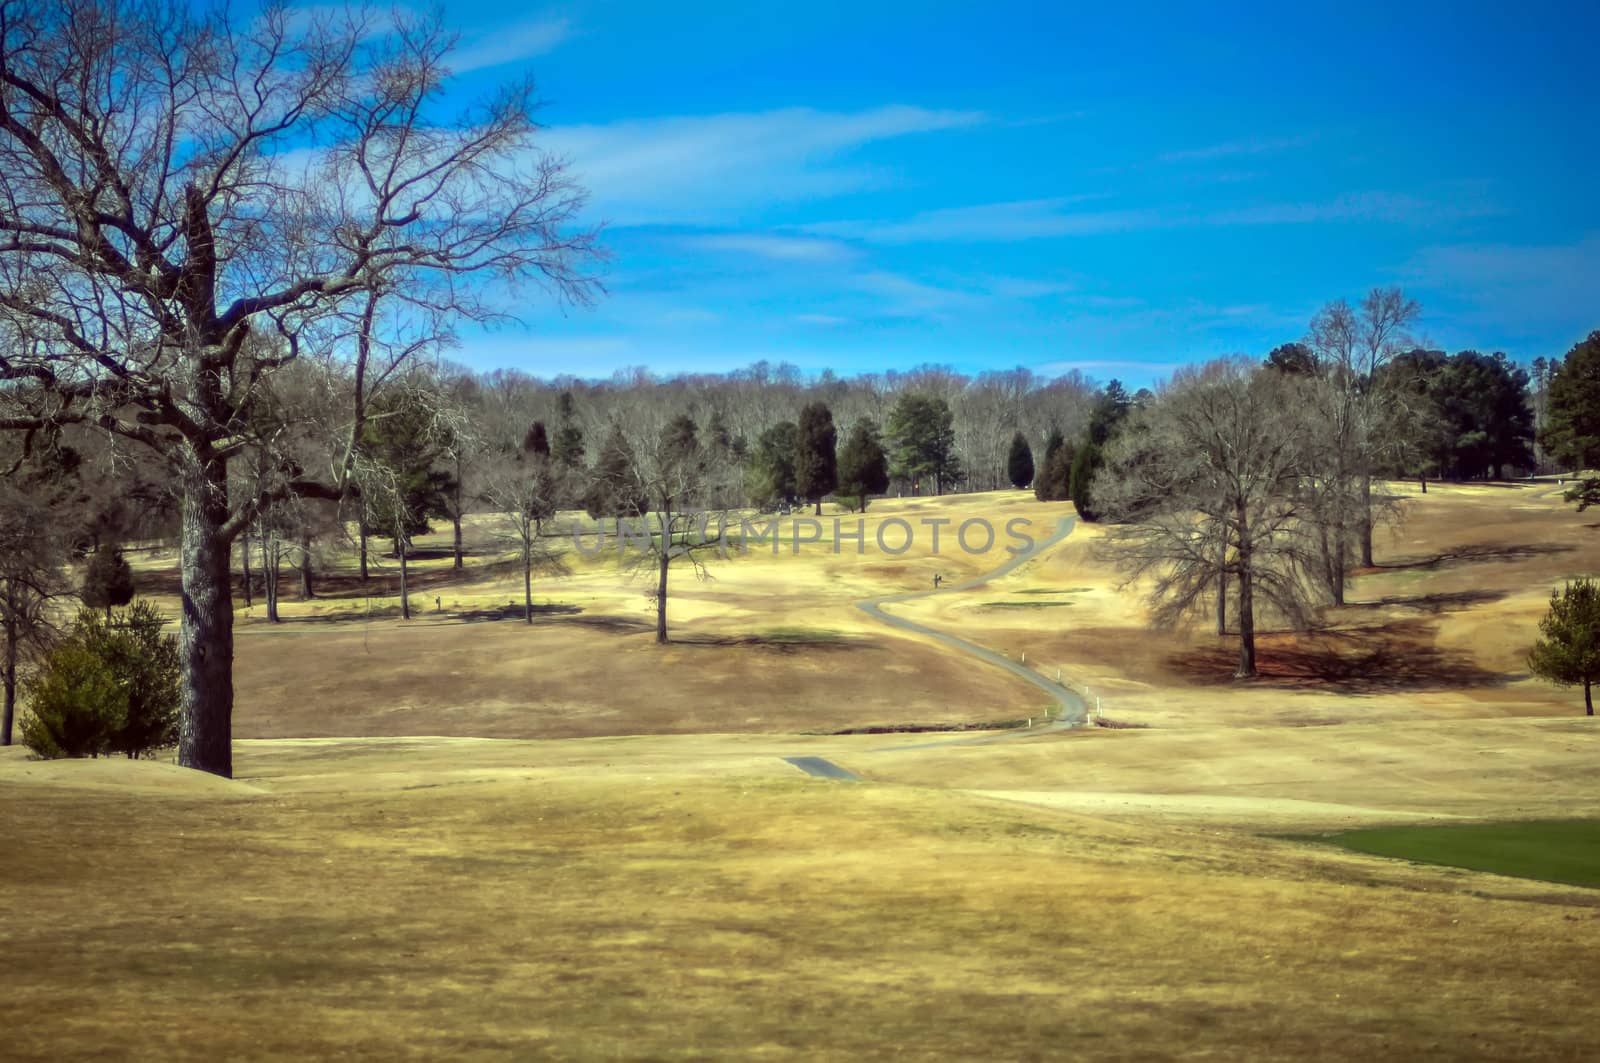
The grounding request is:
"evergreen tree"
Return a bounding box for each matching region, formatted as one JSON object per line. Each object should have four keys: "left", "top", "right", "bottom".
{"left": 837, "top": 420, "right": 890, "bottom": 512}
{"left": 1528, "top": 579, "right": 1600, "bottom": 715}
{"left": 1034, "top": 429, "right": 1065, "bottom": 501}
{"left": 524, "top": 421, "right": 551, "bottom": 457}
{"left": 1543, "top": 331, "right": 1600, "bottom": 473}
{"left": 1087, "top": 380, "right": 1133, "bottom": 446}
{"left": 885, "top": 394, "right": 963, "bottom": 495}
{"left": 1070, "top": 440, "right": 1105, "bottom": 522}
{"left": 1007, "top": 431, "right": 1034, "bottom": 489}
{"left": 552, "top": 391, "right": 586, "bottom": 468}
{"left": 751, "top": 421, "right": 800, "bottom": 510}
{"left": 81, "top": 543, "right": 134, "bottom": 620}
{"left": 583, "top": 425, "right": 646, "bottom": 523}
{"left": 795, "top": 402, "right": 838, "bottom": 515}
{"left": 1262, "top": 342, "right": 1319, "bottom": 376}
{"left": 21, "top": 601, "right": 180, "bottom": 759}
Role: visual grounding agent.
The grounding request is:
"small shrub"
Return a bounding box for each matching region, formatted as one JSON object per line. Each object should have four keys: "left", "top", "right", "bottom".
{"left": 21, "top": 601, "right": 180, "bottom": 760}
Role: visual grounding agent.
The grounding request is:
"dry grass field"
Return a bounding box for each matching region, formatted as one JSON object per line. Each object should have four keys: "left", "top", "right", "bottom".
{"left": 5, "top": 481, "right": 1599, "bottom": 1058}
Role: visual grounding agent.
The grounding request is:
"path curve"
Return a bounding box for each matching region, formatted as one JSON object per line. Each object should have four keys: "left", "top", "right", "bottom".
{"left": 852, "top": 514, "right": 1087, "bottom": 733}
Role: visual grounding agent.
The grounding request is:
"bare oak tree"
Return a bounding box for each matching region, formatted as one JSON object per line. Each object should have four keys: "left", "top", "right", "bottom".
{"left": 0, "top": 1, "right": 599, "bottom": 776}
{"left": 1099, "top": 360, "right": 1318, "bottom": 678}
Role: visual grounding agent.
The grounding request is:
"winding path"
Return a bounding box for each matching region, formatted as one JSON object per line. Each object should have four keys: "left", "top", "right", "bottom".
{"left": 852, "top": 514, "right": 1087, "bottom": 735}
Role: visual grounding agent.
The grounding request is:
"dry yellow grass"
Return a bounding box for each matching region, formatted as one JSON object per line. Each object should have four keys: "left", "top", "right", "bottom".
{"left": 2, "top": 739, "right": 1598, "bottom": 1060}
{"left": 9, "top": 482, "right": 1600, "bottom": 1058}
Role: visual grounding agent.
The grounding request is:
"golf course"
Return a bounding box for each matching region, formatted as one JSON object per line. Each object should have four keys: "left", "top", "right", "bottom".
{"left": 3, "top": 482, "right": 1596, "bottom": 1060}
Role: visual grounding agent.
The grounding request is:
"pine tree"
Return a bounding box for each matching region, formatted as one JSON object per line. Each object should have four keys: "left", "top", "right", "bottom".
{"left": 524, "top": 421, "right": 551, "bottom": 457}
{"left": 795, "top": 402, "right": 838, "bottom": 515}
{"left": 1543, "top": 331, "right": 1600, "bottom": 481}
{"left": 1070, "top": 440, "right": 1104, "bottom": 522}
{"left": 21, "top": 602, "right": 180, "bottom": 759}
{"left": 81, "top": 543, "right": 135, "bottom": 620}
{"left": 1007, "top": 431, "right": 1034, "bottom": 490}
{"left": 1528, "top": 579, "right": 1600, "bottom": 715}
{"left": 838, "top": 420, "right": 890, "bottom": 512}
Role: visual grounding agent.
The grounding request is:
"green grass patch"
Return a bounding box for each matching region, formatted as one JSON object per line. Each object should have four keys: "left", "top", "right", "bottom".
{"left": 1309, "top": 819, "right": 1600, "bottom": 889}
{"left": 1011, "top": 587, "right": 1092, "bottom": 595}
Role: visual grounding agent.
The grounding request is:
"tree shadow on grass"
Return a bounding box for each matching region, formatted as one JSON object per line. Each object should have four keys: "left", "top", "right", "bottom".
{"left": 1345, "top": 588, "right": 1510, "bottom": 614}
{"left": 670, "top": 632, "right": 866, "bottom": 654}
{"left": 1167, "top": 618, "right": 1509, "bottom": 694}
{"left": 452, "top": 603, "right": 584, "bottom": 623}
{"left": 1375, "top": 542, "right": 1574, "bottom": 572}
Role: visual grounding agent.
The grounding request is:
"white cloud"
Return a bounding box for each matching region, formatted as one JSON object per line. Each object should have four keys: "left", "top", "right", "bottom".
{"left": 805, "top": 196, "right": 1140, "bottom": 243}
{"left": 1158, "top": 134, "right": 1313, "bottom": 164}
{"left": 685, "top": 233, "right": 858, "bottom": 263}
{"left": 800, "top": 187, "right": 1496, "bottom": 245}
{"left": 451, "top": 17, "right": 572, "bottom": 74}
{"left": 794, "top": 313, "right": 851, "bottom": 327}
{"left": 541, "top": 106, "right": 985, "bottom": 225}
{"left": 851, "top": 271, "right": 985, "bottom": 318}
{"left": 1202, "top": 190, "right": 1497, "bottom": 227}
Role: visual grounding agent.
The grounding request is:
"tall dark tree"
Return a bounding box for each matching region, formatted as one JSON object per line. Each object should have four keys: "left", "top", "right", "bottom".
{"left": 1542, "top": 332, "right": 1600, "bottom": 474}
{"left": 1034, "top": 429, "right": 1065, "bottom": 501}
{"left": 886, "top": 394, "right": 963, "bottom": 495}
{"left": 751, "top": 421, "right": 800, "bottom": 510}
{"left": 1069, "top": 441, "right": 1104, "bottom": 523}
{"left": 81, "top": 545, "right": 135, "bottom": 621}
{"left": 1007, "top": 431, "right": 1035, "bottom": 490}
{"left": 1431, "top": 351, "right": 1534, "bottom": 479}
{"left": 795, "top": 402, "right": 838, "bottom": 515}
{"left": 837, "top": 420, "right": 890, "bottom": 512}
{"left": 583, "top": 426, "right": 647, "bottom": 529}
{"left": 1528, "top": 580, "right": 1600, "bottom": 715}
{"left": 552, "top": 391, "right": 586, "bottom": 469}
{"left": 524, "top": 422, "right": 551, "bottom": 457}
{"left": 1087, "top": 380, "right": 1134, "bottom": 446}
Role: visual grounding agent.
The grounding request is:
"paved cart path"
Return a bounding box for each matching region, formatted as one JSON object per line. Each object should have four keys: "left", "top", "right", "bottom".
{"left": 783, "top": 514, "right": 1087, "bottom": 780}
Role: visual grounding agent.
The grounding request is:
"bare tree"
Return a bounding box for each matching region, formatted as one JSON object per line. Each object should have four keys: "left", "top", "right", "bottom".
{"left": 0, "top": 2, "right": 599, "bottom": 776}
{"left": 604, "top": 408, "right": 739, "bottom": 643}
{"left": 0, "top": 474, "right": 68, "bottom": 744}
{"left": 1304, "top": 288, "right": 1420, "bottom": 596}
{"left": 1099, "top": 360, "right": 1318, "bottom": 678}
{"left": 481, "top": 448, "right": 568, "bottom": 624}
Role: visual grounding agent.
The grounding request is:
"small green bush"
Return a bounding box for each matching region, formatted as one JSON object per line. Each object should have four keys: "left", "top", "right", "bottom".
{"left": 21, "top": 601, "right": 180, "bottom": 760}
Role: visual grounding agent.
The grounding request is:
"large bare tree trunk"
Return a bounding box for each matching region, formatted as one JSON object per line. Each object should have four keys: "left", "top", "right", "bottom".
{"left": 178, "top": 456, "right": 236, "bottom": 779}
{"left": 1234, "top": 504, "right": 1256, "bottom": 679}
{"left": 1359, "top": 474, "right": 1374, "bottom": 568}
{"left": 398, "top": 537, "right": 411, "bottom": 620}
{"left": 1216, "top": 546, "right": 1227, "bottom": 636}
{"left": 655, "top": 510, "right": 670, "bottom": 644}
{"left": 241, "top": 534, "right": 253, "bottom": 607}
{"left": 299, "top": 533, "right": 315, "bottom": 600}
{"left": 359, "top": 524, "right": 369, "bottom": 581}
{"left": 2, "top": 581, "right": 16, "bottom": 746}
{"left": 523, "top": 542, "right": 534, "bottom": 625}
{"left": 453, "top": 515, "right": 464, "bottom": 570}
{"left": 1586, "top": 678, "right": 1593, "bottom": 717}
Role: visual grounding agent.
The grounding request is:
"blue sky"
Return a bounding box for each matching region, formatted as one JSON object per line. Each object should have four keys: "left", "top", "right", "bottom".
{"left": 417, "top": 0, "right": 1598, "bottom": 388}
